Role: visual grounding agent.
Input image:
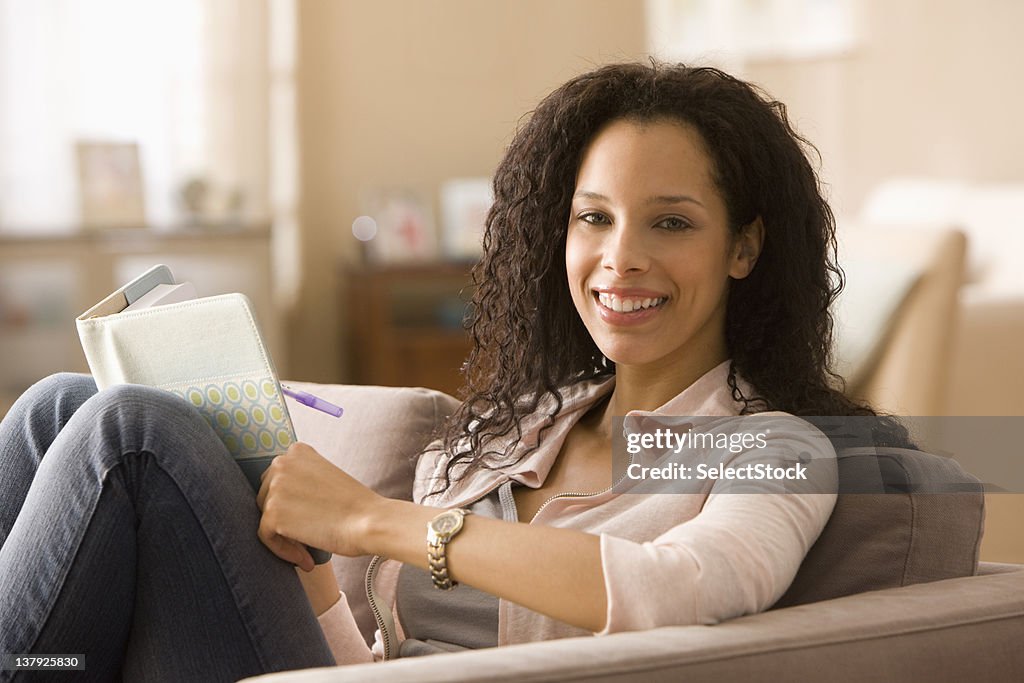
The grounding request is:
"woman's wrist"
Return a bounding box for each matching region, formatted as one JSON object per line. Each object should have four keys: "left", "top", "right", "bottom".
{"left": 358, "top": 497, "right": 438, "bottom": 564}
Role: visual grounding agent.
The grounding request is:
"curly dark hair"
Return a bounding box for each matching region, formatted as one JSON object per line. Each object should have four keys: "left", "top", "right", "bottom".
{"left": 434, "top": 59, "right": 906, "bottom": 484}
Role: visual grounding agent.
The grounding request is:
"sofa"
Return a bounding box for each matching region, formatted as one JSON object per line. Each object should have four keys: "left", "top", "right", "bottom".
{"left": 242, "top": 382, "right": 1024, "bottom": 682}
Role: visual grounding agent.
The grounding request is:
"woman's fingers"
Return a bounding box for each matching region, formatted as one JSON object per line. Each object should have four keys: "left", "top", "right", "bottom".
{"left": 257, "top": 452, "right": 314, "bottom": 569}
{"left": 255, "top": 474, "right": 268, "bottom": 510}
{"left": 258, "top": 514, "right": 315, "bottom": 571}
{"left": 255, "top": 440, "right": 378, "bottom": 557}
{"left": 255, "top": 443, "right": 300, "bottom": 511}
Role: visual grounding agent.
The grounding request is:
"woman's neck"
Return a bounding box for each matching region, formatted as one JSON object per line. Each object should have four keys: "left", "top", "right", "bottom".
{"left": 597, "top": 351, "right": 729, "bottom": 436}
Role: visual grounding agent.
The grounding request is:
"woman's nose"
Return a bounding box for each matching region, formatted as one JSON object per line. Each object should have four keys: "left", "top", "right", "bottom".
{"left": 601, "top": 224, "right": 650, "bottom": 275}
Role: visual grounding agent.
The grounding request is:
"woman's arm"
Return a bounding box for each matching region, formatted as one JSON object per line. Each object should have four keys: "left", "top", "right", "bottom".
{"left": 365, "top": 498, "right": 607, "bottom": 632}
{"left": 256, "top": 443, "right": 609, "bottom": 633}
{"left": 295, "top": 563, "right": 341, "bottom": 617}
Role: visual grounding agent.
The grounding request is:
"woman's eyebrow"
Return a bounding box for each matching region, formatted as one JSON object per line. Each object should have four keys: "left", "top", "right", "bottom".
{"left": 572, "top": 190, "right": 705, "bottom": 208}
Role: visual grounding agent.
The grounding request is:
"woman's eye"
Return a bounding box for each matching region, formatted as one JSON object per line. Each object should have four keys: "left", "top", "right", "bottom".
{"left": 579, "top": 212, "right": 609, "bottom": 225}
{"left": 657, "top": 216, "right": 692, "bottom": 231}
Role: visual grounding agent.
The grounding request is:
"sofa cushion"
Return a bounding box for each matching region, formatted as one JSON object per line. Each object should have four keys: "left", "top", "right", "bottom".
{"left": 283, "top": 382, "right": 460, "bottom": 644}
{"left": 774, "top": 447, "right": 985, "bottom": 608}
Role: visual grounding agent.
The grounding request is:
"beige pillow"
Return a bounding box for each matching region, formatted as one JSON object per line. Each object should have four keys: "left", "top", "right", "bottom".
{"left": 284, "top": 382, "right": 460, "bottom": 643}
{"left": 774, "top": 448, "right": 985, "bottom": 609}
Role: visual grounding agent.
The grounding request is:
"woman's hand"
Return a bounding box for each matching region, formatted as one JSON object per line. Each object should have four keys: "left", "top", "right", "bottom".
{"left": 256, "top": 442, "right": 382, "bottom": 571}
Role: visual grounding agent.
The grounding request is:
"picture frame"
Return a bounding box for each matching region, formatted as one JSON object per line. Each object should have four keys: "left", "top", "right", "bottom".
{"left": 360, "top": 186, "right": 438, "bottom": 263}
{"left": 440, "top": 177, "right": 492, "bottom": 262}
{"left": 75, "top": 141, "right": 147, "bottom": 230}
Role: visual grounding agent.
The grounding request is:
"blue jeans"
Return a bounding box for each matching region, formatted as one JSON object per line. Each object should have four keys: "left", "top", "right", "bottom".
{"left": 0, "top": 374, "right": 335, "bottom": 682}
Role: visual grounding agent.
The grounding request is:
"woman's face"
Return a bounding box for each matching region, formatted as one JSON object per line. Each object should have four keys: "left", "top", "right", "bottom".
{"left": 565, "top": 118, "right": 759, "bottom": 375}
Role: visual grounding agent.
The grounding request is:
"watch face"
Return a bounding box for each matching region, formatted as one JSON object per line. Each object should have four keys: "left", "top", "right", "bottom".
{"left": 430, "top": 510, "right": 469, "bottom": 541}
{"left": 434, "top": 513, "right": 460, "bottom": 534}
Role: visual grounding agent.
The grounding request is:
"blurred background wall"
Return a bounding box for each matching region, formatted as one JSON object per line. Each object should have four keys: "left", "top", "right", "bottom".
{"left": 741, "top": 0, "right": 1024, "bottom": 219}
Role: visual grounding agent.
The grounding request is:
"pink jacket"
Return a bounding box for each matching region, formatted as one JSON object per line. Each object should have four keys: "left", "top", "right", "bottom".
{"left": 317, "top": 360, "right": 838, "bottom": 663}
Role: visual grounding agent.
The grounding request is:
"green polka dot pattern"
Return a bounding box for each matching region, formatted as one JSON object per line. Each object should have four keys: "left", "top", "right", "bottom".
{"left": 175, "top": 377, "right": 295, "bottom": 459}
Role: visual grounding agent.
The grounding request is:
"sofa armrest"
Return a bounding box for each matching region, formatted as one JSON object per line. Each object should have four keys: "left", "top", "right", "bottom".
{"left": 242, "top": 569, "right": 1024, "bottom": 683}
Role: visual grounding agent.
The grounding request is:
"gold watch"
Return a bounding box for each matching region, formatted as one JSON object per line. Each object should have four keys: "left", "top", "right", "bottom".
{"left": 426, "top": 508, "right": 471, "bottom": 590}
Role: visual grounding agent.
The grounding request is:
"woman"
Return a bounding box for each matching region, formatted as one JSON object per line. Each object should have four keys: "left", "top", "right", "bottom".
{"left": 1, "top": 60, "right": 872, "bottom": 679}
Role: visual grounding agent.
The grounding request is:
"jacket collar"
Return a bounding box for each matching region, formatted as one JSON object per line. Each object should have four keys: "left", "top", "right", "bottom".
{"left": 415, "top": 359, "right": 747, "bottom": 506}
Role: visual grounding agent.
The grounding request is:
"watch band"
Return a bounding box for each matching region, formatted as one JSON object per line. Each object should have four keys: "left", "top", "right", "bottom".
{"left": 427, "top": 508, "right": 471, "bottom": 590}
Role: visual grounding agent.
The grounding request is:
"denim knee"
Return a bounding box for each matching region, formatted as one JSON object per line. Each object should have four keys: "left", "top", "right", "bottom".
{"left": 84, "top": 383, "right": 206, "bottom": 430}
{"left": 75, "top": 383, "right": 225, "bottom": 463}
{"left": 11, "top": 372, "right": 97, "bottom": 427}
{"left": 0, "top": 374, "right": 101, "bottom": 516}
{"left": 92, "top": 383, "right": 190, "bottom": 411}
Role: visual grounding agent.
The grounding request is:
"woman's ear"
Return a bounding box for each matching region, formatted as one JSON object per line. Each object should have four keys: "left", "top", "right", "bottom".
{"left": 729, "top": 216, "right": 765, "bottom": 279}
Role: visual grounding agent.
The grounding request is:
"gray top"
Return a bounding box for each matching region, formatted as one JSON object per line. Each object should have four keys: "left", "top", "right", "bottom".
{"left": 395, "top": 480, "right": 519, "bottom": 657}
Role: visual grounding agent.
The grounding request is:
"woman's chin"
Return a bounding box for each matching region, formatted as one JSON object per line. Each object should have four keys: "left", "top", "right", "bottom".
{"left": 597, "top": 349, "right": 661, "bottom": 370}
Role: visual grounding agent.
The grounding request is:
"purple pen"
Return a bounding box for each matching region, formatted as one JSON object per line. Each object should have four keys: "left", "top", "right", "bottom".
{"left": 281, "top": 385, "right": 344, "bottom": 418}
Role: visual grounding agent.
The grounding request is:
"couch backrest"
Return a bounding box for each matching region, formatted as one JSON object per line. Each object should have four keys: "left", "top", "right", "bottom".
{"left": 774, "top": 448, "right": 985, "bottom": 609}
{"left": 285, "top": 381, "right": 461, "bottom": 644}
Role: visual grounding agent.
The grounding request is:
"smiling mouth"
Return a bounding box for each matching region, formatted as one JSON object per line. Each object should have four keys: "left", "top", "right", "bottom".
{"left": 594, "top": 291, "right": 668, "bottom": 314}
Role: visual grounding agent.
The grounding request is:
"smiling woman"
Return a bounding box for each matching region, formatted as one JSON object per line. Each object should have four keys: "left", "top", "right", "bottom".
{"left": 566, "top": 118, "right": 763, "bottom": 387}
{"left": 0, "top": 60, "right": 907, "bottom": 678}
{"left": 444, "top": 60, "right": 906, "bottom": 472}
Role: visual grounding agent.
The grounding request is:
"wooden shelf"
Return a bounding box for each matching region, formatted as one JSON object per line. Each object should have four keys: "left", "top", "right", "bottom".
{"left": 0, "top": 228, "right": 281, "bottom": 400}
{"left": 343, "top": 263, "right": 474, "bottom": 396}
{"left": 0, "top": 223, "right": 270, "bottom": 244}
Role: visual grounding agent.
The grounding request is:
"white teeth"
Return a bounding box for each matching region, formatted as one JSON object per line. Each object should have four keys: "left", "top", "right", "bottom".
{"left": 596, "top": 293, "right": 666, "bottom": 313}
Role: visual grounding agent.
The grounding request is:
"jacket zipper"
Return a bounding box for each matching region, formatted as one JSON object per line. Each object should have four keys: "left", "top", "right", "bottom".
{"left": 365, "top": 478, "right": 509, "bottom": 660}
{"left": 529, "top": 481, "right": 621, "bottom": 523}
{"left": 529, "top": 446, "right": 637, "bottom": 523}
{"left": 364, "top": 554, "right": 396, "bottom": 660}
